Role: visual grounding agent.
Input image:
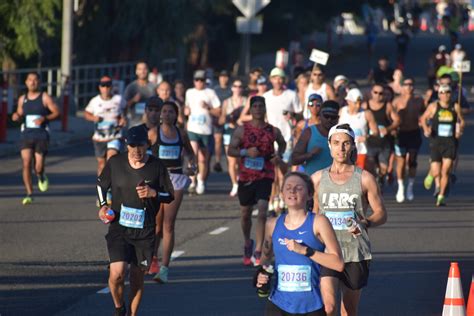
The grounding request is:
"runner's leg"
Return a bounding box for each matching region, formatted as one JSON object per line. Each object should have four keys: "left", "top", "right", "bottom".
{"left": 129, "top": 263, "right": 145, "bottom": 315}
{"left": 321, "top": 276, "right": 339, "bottom": 316}
{"left": 109, "top": 261, "right": 127, "bottom": 308}
{"left": 161, "top": 189, "right": 184, "bottom": 267}
{"left": 341, "top": 285, "right": 362, "bottom": 316}
{"left": 21, "top": 149, "right": 34, "bottom": 195}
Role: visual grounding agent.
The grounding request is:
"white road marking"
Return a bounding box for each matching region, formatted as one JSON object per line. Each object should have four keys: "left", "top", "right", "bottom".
{"left": 97, "top": 287, "right": 110, "bottom": 294}
{"left": 209, "top": 227, "right": 229, "bottom": 235}
{"left": 171, "top": 250, "right": 185, "bottom": 261}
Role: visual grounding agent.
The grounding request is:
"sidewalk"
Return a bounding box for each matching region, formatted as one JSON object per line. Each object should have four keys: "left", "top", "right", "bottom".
{"left": 0, "top": 112, "right": 94, "bottom": 158}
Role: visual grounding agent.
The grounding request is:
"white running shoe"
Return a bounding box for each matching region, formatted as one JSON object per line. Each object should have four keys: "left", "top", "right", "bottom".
{"left": 396, "top": 185, "right": 405, "bottom": 203}
{"left": 196, "top": 181, "right": 205, "bottom": 195}
{"left": 406, "top": 184, "right": 414, "bottom": 201}
{"left": 229, "top": 183, "right": 238, "bottom": 197}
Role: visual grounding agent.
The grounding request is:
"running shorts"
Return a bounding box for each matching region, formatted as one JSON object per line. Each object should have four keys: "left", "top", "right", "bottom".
{"left": 21, "top": 138, "right": 49, "bottom": 155}
{"left": 238, "top": 178, "right": 273, "bottom": 206}
{"left": 320, "top": 260, "right": 371, "bottom": 290}
{"left": 366, "top": 144, "right": 391, "bottom": 166}
{"left": 430, "top": 137, "right": 456, "bottom": 162}
{"left": 188, "top": 131, "right": 211, "bottom": 149}
{"left": 394, "top": 129, "right": 422, "bottom": 157}
{"left": 93, "top": 139, "right": 122, "bottom": 157}
{"left": 105, "top": 228, "right": 155, "bottom": 271}
{"left": 265, "top": 301, "right": 326, "bottom": 316}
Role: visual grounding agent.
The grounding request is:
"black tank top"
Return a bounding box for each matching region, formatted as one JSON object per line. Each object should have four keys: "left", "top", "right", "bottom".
{"left": 21, "top": 92, "right": 49, "bottom": 139}
{"left": 153, "top": 127, "right": 184, "bottom": 173}
{"left": 367, "top": 101, "right": 391, "bottom": 147}
{"left": 432, "top": 102, "right": 457, "bottom": 139}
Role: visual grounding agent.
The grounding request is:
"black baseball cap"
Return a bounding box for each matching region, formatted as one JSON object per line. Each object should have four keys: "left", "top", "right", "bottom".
{"left": 250, "top": 96, "right": 266, "bottom": 107}
{"left": 320, "top": 100, "right": 340, "bottom": 115}
{"left": 126, "top": 126, "right": 148, "bottom": 146}
{"left": 145, "top": 96, "right": 163, "bottom": 109}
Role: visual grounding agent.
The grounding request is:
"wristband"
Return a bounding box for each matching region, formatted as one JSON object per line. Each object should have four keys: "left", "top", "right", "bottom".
{"left": 305, "top": 247, "right": 315, "bottom": 257}
{"left": 240, "top": 149, "right": 248, "bottom": 157}
{"left": 366, "top": 220, "right": 372, "bottom": 228}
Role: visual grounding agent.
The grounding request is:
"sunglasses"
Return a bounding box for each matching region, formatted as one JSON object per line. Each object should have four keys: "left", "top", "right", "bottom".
{"left": 99, "top": 82, "right": 112, "bottom": 87}
{"left": 308, "top": 101, "right": 321, "bottom": 107}
{"left": 233, "top": 85, "right": 243, "bottom": 88}
{"left": 312, "top": 73, "right": 323, "bottom": 77}
{"left": 194, "top": 78, "right": 205, "bottom": 82}
{"left": 322, "top": 114, "right": 339, "bottom": 120}
{"left": 439, "top": 91, "right": 451, "bottom": 95}
{"left": 372, "top": 90, "right": 383, "bottom": 95}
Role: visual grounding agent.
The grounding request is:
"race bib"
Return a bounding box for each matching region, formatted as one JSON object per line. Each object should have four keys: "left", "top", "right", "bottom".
{"left": 135, "top": 102, "right": 146, "bottom": 115}
{"left": 191, "top": 114, "right": 206, "bottom": 125}
{"left": 277, "top": 265, "right": 311, "bottom": 292}
{"left": 119, "top": 204, "right": 145, "bottom": 229}
{"left": 25, "top": 115, "right": 41, "bottom": 128}
{"left": 244, "top": 157, "right": 264, "bottom": 170}
{"left": 107, "top": 139, "right": 121, "bottom": 151}
{"left": 159, "top": 145, "right": 180, "bottom": 160}
{"left": 223, "top": 134, "right": 231, "bottom": 146}
{"left": 377, "top": 125, "right": 386, "bottom": 138}
{"left": 97, "top": 120, "right": 116, "bottom": 130}
{"left": 438, "top": 124, "right": 453, "bottom": 137}
{"left": 325, "top": 211, "right": 355, "bottom": 230}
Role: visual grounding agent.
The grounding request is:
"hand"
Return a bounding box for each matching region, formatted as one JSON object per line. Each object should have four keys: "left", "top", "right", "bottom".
{"left": 136, "top": 184, "right": 156, "bottom": 199}
{"left": 12, "top": 112, "right": 21, "bottom": 121}
{"left": 423, "top": 128, "right": 431, "bottom": 138}
{"left": 379, "top": 126, "right": 387, "bottom": 137}
{"left": 283, "top": 112, "right": 291, "bottom": 121}
{"left": 33, "top": 116, "right": 45, "bottom": 126}
{"left": 247, "top": 147, "right": 260, "bottom": 158}
{"left": 284, "top": 238, "right": 305, "bottom": 255}
{"left": 98, "top": 205, "right": 111, "bottom": 224}
{"left": 95, "top": 116, "right": 103, "bottom": 123}
{"left": 270, "top": 154, "right": 282, "bottom": 166}
{"left": 132, "top": 93, "right": 141, "bottom": 103}
{"left": 118, "top": 116, "right": 127, "bottom": 127}
{"left": 200, "top": 101, "right": 210, "bottom": 110}
{"left": 256, "top": 273, "right": 269, "bottom": 288}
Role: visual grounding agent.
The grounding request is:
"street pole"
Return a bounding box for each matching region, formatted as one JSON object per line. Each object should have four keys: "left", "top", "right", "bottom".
{"left": 61, "top": 0, "right": 73, "bottom": 128}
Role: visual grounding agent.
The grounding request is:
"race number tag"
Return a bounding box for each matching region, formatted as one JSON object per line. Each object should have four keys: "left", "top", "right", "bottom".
{"left": 191, "top": 114, "right": 206, "bottom": 125}
{"left": 25, "top": 115, "right": 41, "bottom": 128}
{"left": 135, "top": 102, "right": 146, "bottom": 115}
{"left": 438, "top": 124, "right": 453, "bottom": 137}
{"left": 107, "top": 139, "right": 121, "bottom": 151}
{"left": 97, "top": 121, "right": 115, "bottom": 130}
{"left": 325, "top": 211, "right": 354, "bottom": 230}
{"left": 223, "top": 134, "right": 231, "bottom": 146}
{"left": 159, "top": 145, "right": 180, "bottom": 160}
{"left": 119, "top": 204, "right": 145, "bottom": 229}
{"left": 277, "top": 265, "right": 311, "bottom": 292}
{"left": 244, "top": 157, "right": 264, "bottom": 170}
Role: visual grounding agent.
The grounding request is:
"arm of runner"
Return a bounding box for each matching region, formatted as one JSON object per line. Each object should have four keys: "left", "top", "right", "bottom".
{"left": 227, "top": 126, "right": 244, "bottom": 158}
{"left": 290, "top": 128, "right": 313, "bottom": 165}
{"left": 84, "top": 109, "right": 101, "bottom": 123}
{"left": 271, "top": 127, "right": 287, "bottom": 173}
{"left": 361, "top": 170, "right": 387, "bottom": 228}
{"left": 326, "top": 84, "right": 337, "bottom": 101}
{"left": 420, "top": 103, "right": 436, "bottom": 137}
{"left": 238, "top": 97, "right": 252, "bottom": 123}
{"left": 97, "top": 159, "right": 112, "bottom": 207}
{"left": 365, "top": 110, "right": 379, "bottom": 138}
{"left": 155, "top": 164, "right": 175, "bottom": 204}
{"left": 42, "top": 93, "right": 60, "bottom": 122}
{"left": 11, "top": 96, "right": 24, "bottom": 121}
{"left": 256, "top": 218, "right": 276, "bottom": 288}
{"left": 423, "top": 89, "right": 433, "bottom": 107}
{"left": 454, "top": 102, "right": 465, "bottom": 138}
{"left": 311, "top": 171, "right": 322, "bottom": 214}
{"left": 313, "top": 215, "right": 344, "bottom": 272}
{"left": 180, "top": 127, "right": 197, "bottom": 167}
{"left": 386, "top": 102, "right": 400, "bottom": 133}
{"left": 218, "top": 100, "right": 228, "bottom": 126}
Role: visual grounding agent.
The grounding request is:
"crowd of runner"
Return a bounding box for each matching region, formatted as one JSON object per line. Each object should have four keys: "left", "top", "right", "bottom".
{"left": 11, "top": 39, "right": 469, "bottom": 314}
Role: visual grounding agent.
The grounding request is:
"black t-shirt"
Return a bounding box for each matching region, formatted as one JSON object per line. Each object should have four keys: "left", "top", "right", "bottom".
{"left": 97, "top": 153, "right": 174, "bottom": 236}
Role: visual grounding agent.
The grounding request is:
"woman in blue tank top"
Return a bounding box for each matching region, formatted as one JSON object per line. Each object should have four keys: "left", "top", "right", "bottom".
{"left": 256, "top": 172, "right": 343, "bottom": 315}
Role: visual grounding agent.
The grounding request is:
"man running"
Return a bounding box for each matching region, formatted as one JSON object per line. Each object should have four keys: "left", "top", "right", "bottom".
{"left": 392, "top": 78, "right": 425, "bottom": 203}
{"left": 304, "top": 65, "right": 336, "bottom": 117}
{"left": 97, "top": 126, "right": 174, "bottom": 316}
{"left": 420, "top": 84, "right": 464, "bottom": 206}
{"left": 228, "top": 96, "right": 286, "bottom": 266}
{"left": 312, "top": 123, "right": 387, "bottom": 316}
{"left": 184, "top": 69, "right": 221, "bottom": 195}
{"left": 84, "top": 76, "right": 126, "bottom": 176}
{"left": 124, "top": 61, "right": 156, "bottom": 126}
{"left": 212, "top": 70, "right": 232, "bottom": 173}
{"left": 12, "top": 72, "right": 60, "bottom": 205}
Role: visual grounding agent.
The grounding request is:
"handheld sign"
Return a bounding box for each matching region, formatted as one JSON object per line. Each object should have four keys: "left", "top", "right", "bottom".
{"left": 309, "top": 49, "right": 329, "bottom": 66}
{"left": 453, "top": 60, "right": 471, "bottom": 73}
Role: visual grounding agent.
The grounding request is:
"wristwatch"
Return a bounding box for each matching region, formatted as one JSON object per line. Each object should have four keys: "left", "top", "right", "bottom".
{"left": 305, "top": 247, "right": 315, "bottom": 258}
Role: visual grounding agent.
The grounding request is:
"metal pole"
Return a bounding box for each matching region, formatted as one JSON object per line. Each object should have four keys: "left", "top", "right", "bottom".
{"left": 61, "top": 0, "right": 73, "bottom": 124}
{"left": 245, "top": 33, "right": 251, "bottom": 74}
{"left": 457, "top": 70, "right": 462, "bottom": 107}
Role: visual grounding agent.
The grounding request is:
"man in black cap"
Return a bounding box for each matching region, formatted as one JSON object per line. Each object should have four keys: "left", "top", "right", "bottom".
{"left": 212, "top": 70, "right": 232, "bottom": 172}
{"left": 97, "top": 125, "right": 174, "bottom": 316}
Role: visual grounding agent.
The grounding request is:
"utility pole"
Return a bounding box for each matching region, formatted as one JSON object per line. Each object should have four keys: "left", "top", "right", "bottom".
{"left": 61, "top": 0, "right": 73, "bottom": 88}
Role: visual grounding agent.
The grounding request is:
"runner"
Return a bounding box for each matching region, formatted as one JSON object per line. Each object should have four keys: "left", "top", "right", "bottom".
{"left": 338, "top": 88, "right": 379, "bottom": 170}
{"left": 364, "top": 83, "right": 400, "bottom": 188}
{"left": 184, "top": 69, "right": 221, "bottom": 195}
{"left": 245, "top": 67, "right": 263, "bottom": 97}
{"left": 239, "top": 75, "right": 268, "bottom": 123}
{"left": 228, "top": 96, "right": 286, "bottom": 266}
{"left": 312, "top": 123, "right": 387, "bottom": 316}
{"left": 84, "top": 76, "right": 126, "bottom": 176}
{"left": 139, "top": 97, "right": 163, "bottom": 157}
{"left": 392, "top": 78, "right": 425, "bottom": 203}
{"left": 156, "top": 81, "right": 185, "bottom": 129}
{"left": 212, "top": 70, "right": 232, "bottom": 173}
{"left": 255, "top": 172, "right": 344, "bottom": 315}
{"left": 291, "top": 100, "right": 340, "bottom": 176}
{"left": 218, "top": 78, "right": 247, "bottom": 197}
{"left": 293, "top": 93, "right": 323, "bottom": 147}
{"left": 367, "top": 56, "right": 394, "bottom": 85}
{"left": 152, "top": 101, "right": 196, "bottom": 283}
{"left": 97, "top": 125, "right": 174, "bottom": 316}
{"left": 124, "top": 61, "right": 156, "bottom": 126}
{"left": 420, "top": 84, "right": 464, "bottom": 206}
{"left": 11, "top": 72, "right": 60, "bottom": 205}
{"left": 304, "top": 65, "right": 336, "bottom": 118}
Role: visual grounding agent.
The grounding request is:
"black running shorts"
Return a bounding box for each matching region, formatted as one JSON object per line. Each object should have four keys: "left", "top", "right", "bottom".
{"left": 320, "top": 260, "right": 371, "bottom": 290}
{"left": 430, "top": 137, "right": 456, "bottom": 162}
{"left": 21, "top": 138, "right": 49, "bottom": 155}
{"left": 238, "top": 178, "right": 273, "bottom": 206}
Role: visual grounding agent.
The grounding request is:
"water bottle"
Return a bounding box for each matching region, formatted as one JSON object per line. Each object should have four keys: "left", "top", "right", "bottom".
{"left": 102, "top": 209, "right": 115, "bottom": 224}
{"left": 345, "top": 218, "right": 361, "bottom": 237}
{"left": 257, "top": 265, "right": 274, "bottom": 298}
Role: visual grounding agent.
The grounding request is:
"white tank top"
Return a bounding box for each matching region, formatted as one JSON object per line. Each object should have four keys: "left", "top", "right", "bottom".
{"left": 338, "top": 106, "right": 368, "bottom": 154}
{"left": 303, "top": 83, "right": 329, "bottom": 119}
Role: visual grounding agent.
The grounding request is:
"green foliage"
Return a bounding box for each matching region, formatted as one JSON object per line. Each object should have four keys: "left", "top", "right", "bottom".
{"left": 0, "top": 0, "right": 60, "bottom": 62}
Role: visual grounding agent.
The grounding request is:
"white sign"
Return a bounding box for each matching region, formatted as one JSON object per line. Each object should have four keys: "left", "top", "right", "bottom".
{"left": 236, "top": 16, "right": 263, "bottom": 34}
{"left": 309, "top": 49, "right": 330, "bottom": 66}
{"left": 275, "top": 49, "right": 289, "bottom": 68}
{"left": 233, "top": 0, "right": 270, "bottom": 18}
{"left": 453, "top": 60, "right": 471, "bottom": 73}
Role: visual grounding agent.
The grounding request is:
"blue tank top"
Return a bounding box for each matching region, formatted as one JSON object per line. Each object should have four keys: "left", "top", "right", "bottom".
{"left": 304, "top": 125, "right": 332, "bottom": 175}
{"left": 21, "top": 92, "right": 49, "bottom": 140}
{"left": 270, "top": 212, "right": 325, "bottom": 314}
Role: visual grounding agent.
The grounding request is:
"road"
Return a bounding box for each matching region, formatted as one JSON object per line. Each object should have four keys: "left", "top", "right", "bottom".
{"left": 1, "top": 32, "right": 474, "bottom": 315}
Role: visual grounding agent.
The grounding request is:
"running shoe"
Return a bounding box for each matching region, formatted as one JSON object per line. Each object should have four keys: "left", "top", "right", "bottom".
{"left": 22, "top": 196, "right": 33, "bottom": 205}
{"left": 148, "top": 256, "right": 160, "bottom": 275}
{"left": 38, "top": 174, "right": 49, "bottom": 192}
{"left": 251, "top": 251, "right": 261, "bottom": 267}
{"left": 213, "top": 162, "right": 223, "bottom": 173}
{"left": 406, "top": 184, "right": 414, "bottom": 201}
{"left": 424, "top": 174, "right": 434, "bottom": 190}
{"left": 196, "top": 181, "right": 205, "bottom": 195}
{"left": 243, "top": 239, "right": 254, "bottom": 266}
{"left": 188, "top": 182, "right": 196, "bottom": 194}
{"left": 153, "top": 266, "right": 169, "bottom": 283}
{"left": 114, "top": 305, "right": 126, "bottom": 316}
{"left": 436, "top": 195, "right": 446, "bottom": 207}
{"left": 229, "top": 183, "right": 238, "bottom": 197}
{"left": 396, "top": 184, "right": 405, "bottom": 203}
{"left": 433, "top": 186, "right": 440, "bottom": 198}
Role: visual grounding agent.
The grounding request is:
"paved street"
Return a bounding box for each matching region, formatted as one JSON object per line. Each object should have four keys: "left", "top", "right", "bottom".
{"left": 1, "top": 33, "right": 474, "bottom": 315}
